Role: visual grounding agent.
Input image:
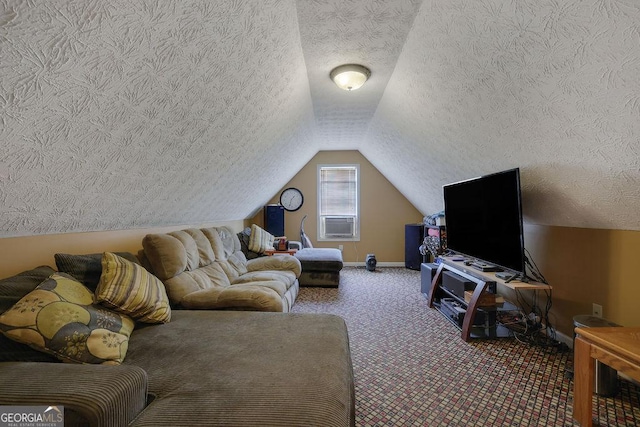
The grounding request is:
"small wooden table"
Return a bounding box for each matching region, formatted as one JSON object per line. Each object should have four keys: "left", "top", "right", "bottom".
{"left": 264, "top": 249, "right": 297, "bottom": 256}
{"left": 573, "top": 327, "right": 640, "bottom": 426}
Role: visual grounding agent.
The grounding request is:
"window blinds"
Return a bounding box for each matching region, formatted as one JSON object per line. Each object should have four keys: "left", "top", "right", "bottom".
{"left": 319, "top": 166, "right": 357, "bottom": 216}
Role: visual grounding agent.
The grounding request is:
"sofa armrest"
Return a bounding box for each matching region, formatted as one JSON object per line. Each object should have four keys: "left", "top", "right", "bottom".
{"left": 246, "top": 255, "right": 302, "bottom": 277}
{"left": 0, "top": 362, "right": 148, "bottom": 427}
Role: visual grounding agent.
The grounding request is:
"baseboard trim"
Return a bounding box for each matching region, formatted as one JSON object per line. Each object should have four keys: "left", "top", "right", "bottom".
{"left": 343, "top": 262, "right": 406, "bottom": 268}
{"left": 555, "top": 329, "right": 573, "bottom": 348}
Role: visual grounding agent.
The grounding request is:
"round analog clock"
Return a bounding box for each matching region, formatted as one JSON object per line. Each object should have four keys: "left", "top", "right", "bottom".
{"left": 279, "top": 187, "right": 304, "bottom": 212}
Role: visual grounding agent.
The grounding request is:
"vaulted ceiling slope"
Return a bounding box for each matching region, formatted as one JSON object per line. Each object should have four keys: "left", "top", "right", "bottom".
{"left": 364, "top": 0, "right": 640, "bottom": 231}
{"left": 1, "top": 0, "right": 318, "bottom": 237}
{"left": 1, "top": 0, "right": 640, "bottom": 238}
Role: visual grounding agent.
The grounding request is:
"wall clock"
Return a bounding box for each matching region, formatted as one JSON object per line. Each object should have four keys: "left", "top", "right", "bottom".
{"left": 279, "top": 187, "right": 304, "bottom": 212}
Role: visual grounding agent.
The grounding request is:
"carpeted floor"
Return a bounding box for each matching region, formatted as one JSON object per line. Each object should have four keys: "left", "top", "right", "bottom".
{"left": 291, "top": 267, "right": 640, "bottom": 426}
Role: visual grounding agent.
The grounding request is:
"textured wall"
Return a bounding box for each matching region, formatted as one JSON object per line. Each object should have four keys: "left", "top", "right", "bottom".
{"left": 364, "top": 0, "right": 640, "bottom": 230}
{"left": 3, "top": 0, "right": 640, "bottom": 238}
{"left": 1, "top": 0, "right": 317, "bottom": 237}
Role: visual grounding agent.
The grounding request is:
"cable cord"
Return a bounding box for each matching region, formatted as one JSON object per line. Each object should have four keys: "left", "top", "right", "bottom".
{"left": 505, "top": 249, "right": 563, "bottom": 349}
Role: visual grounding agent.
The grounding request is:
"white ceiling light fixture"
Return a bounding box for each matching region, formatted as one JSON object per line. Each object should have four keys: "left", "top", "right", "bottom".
{"left": 330, "top": 64, "right": 371, "bottom": 91}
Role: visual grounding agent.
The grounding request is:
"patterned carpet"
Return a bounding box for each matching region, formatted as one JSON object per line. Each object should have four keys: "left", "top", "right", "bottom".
{"left": 291, "top": 267, "right": 640, "bottom": 426}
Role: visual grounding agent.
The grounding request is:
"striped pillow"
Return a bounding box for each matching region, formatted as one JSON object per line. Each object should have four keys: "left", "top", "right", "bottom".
{"left": 248, "top": 224, "right": 275, "bottom": 253}
{"left": 96, "top": 252, "right": 171, "bottom": 324}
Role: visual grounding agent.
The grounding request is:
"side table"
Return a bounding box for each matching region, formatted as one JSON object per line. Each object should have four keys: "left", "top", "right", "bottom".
{"left": 573, "top": 326, "right": 640, "bottom": 426}
{"left": 264, "top": 249, "right": 298, "bottom": 256}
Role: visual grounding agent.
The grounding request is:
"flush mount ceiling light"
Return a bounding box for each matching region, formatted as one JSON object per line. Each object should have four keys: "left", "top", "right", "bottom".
{"left": 330, "top": 64, "right": 371, "bottom": 91}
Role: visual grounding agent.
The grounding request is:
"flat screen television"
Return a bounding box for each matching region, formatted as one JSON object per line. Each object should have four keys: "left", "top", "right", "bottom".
{"left": 443, "top": 168, "right": 525, "bottom": 274}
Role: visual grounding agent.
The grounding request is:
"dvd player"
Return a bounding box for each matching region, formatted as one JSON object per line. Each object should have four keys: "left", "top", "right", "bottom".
{"left": 440, "top": 298, "right": 486, "bottom": 328}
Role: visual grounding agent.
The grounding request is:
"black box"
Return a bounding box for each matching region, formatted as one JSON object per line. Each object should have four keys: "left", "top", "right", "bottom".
{"left": 405, "top": 224, "right": 424, "bottom": 270}
{"left": 420, "top": 263, "right": 438, "bottom": 296}
{"left": 440, "top": 298, "right": 486, "bottom": 327}
{"left": 442, "top": 271, "right": 476, "bottom": 299}
{"left": 264, "top": 204, "right": 284, "bottom": 236}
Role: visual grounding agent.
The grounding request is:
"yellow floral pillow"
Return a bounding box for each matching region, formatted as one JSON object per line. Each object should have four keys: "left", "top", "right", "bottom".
{"left": 0, "top": 273, "right": 134, "bottom": 365}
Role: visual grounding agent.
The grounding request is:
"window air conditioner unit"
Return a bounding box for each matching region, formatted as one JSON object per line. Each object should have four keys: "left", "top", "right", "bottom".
{"left": 324, "top": 217, "right": 355, "bottom": 238}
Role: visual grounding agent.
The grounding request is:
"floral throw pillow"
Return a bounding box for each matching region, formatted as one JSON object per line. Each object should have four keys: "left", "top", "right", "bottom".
{"left": 0, "top": 273, "right": 134, "bottom": 365}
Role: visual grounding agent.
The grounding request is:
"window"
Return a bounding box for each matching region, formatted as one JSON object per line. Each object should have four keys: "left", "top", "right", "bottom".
{"left": 318, "top": 164, "right": 359, "bottom": 240}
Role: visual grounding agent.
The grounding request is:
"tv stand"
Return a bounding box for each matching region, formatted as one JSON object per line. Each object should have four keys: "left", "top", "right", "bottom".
{"left": 425, "top": 256, "right": 551, "bottom": 341}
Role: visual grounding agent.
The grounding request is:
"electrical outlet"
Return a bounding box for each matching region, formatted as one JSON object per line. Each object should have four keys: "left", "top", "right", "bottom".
{"left": 338, "top": 245, "right": 343, "bottom": 251}
{"left": 592, "top": 303, "right": 603, "bottom": 318}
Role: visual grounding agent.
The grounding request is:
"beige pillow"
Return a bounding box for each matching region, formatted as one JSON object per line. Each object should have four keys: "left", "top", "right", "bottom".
{"left": 248, "top": 224, "right": 275, "bottom": 253}
{"left": 0, "top": 273, "right": 134, "bottom": 365}
{"left": 96, "top": 252, "right": 171, "bottom": 324}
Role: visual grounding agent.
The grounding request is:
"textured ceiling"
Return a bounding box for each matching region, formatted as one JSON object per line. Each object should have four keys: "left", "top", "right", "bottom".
{"left": 2, "top": 0, "right": 640, "bottom": 238}
{"left": 297, "top": 0, "right": 423, "bottom": 149}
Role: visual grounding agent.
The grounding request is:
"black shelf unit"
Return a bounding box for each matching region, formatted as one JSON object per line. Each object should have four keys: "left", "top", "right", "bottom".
{"left": 422, "top": 262, "right": 520, "bottom": 340}
{"left": 432, "top": 285, "right": 518, "bottom": 339}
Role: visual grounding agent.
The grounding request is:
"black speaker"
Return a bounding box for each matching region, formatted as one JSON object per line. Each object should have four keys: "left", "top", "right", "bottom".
{"left": 405, "top": 224, "right": 424, "bottom": 270}
{"left": 421, "top": 263, "right": 438, "bottom": 296}
{"left": 442, "top": 271, "right": 476, "bottom": 299}
{"left": 366, "top": 254, "right": 377, "bottom": 272}
{"left": 264, "top": 205, "right": 284, "bottom": 236}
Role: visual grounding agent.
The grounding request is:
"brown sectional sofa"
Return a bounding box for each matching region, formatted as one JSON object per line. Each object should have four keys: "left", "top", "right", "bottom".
{"left": 0, "top": 236, "right": 355, "bottom": 426}
{"left": 140, "top": 226, "right": 300, "bottom": 312}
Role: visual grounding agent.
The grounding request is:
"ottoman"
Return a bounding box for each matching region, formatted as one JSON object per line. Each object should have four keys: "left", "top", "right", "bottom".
{"left": 294, "top": 248, "right": 344, "bottom": 287}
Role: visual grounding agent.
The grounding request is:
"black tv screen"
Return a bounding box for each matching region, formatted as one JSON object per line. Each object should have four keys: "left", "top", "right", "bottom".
{"left": 443, "top": 168, "right": 525, "bottom": 274}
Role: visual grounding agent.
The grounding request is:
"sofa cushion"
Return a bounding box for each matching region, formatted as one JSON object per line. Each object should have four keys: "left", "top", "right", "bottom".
{"left": 166, "top": 230, "right": 201, "bottom": 271}
{"left": 204, "top": 227, "right": 249, "bottom": 277}
{"left": 96, "top": 252, "right": 171, "bottom": 324}
{"left": 294, "top": 248, "right": 344, "bottom": 271}
{"left": 183, "top": 228, "right": 216, "bottom": 266}
{"left": 248, "top": 224, "right": 275, "bottom": 253}
{"left": 232, "top": 270, "right": 297, "bottom": 290}
{"left": 247, "top": 255, "right": 302, "bottom": 277}
{"left": 180, "top": 283, "right": 284, "bottom": 311}
{"left": 123, "top": 311, "right": 355, "bottom": 426}
{"left": 0, "top": 266, "right": 56, "bottom": 315}
{"left": 211, "top": 226, "right": 243, "bottom": 258}
{"left": 142, "top": 233, "right": 188, "bottom": 280}
{"left": 164, "top": 263, "right": 231, "bottom": 306}
{"left": 54, "top": 252, "right": 140, "bottom": 291}
{"left": 0, "top": 336, "right": 60, "bottom": 362}
{"left": 0, "top": 273, "right": 135, "bottom": 365}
